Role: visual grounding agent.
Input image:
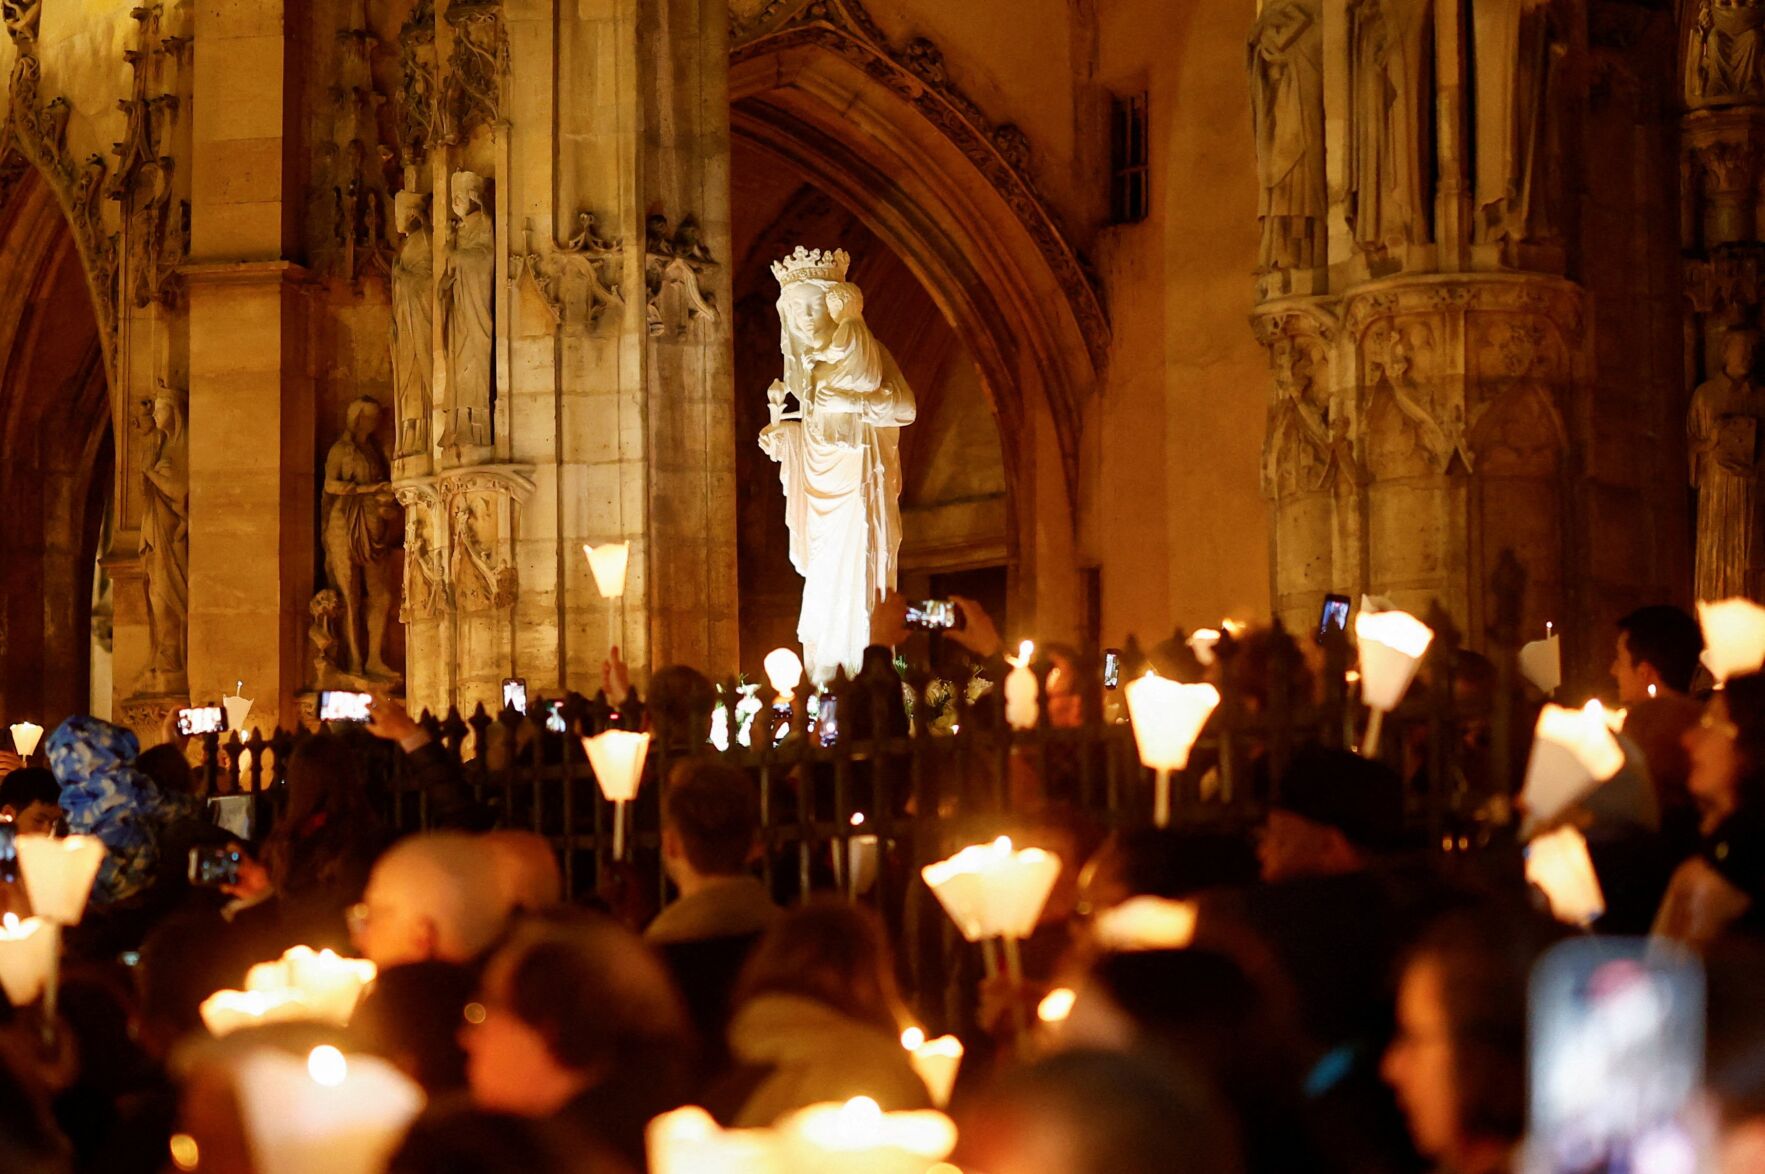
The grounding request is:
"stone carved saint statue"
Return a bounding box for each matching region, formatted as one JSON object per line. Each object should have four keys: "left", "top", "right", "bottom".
{"left": 440, "top": 170, "right": 493, "bottom": 451}
{"left": 1687, "top": 0, "right": 1765, "bottom": 106}
{"left": 1472, "top": 0, "right": 1563, "bottom": 246}
{"left": 1248, "top": 0, "right": 1326, "bottom": 272}
{"left": 390, "top": 189, "right": 434, "bottom": 463}
{"left": 322, "top": 396, "right": 401, "bottom": 681}
{"left": 1690, "top": 329, "right": 1765, "bottom": 600}
{"left": 137, "top": 384, "right": 188, "bottom": 693}
{"left": 1347, "top": 0, "right": 1432, "bottom": 252}
{"left": 758, "top": 247, "right": 917, "bottom": 685}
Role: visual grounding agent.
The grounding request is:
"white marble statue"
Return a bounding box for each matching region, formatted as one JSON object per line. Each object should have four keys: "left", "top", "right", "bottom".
{"left": 758, "top": 247, "right": 917, "bottom": 685}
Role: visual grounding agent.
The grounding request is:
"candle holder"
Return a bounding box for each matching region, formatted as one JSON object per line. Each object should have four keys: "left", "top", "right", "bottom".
{"left": 1699, "top": 597, "right": 1765, "bottom": 685}
{"left": 1123, "top": 674, "right": 1220, "bottom": 827}
{"left": 1525, "top": 826, "right": 1605, "bottom": 927}
{"left": 1520, "top": 701, "right": 1625, "bottom": 838}
{"left": 9, "top": 722, "right": 43, "bottom": 761}
{"left": 1353, "top": 604, "right": 1434, "bottom": 758}
{"left": 582, "top": 729, "right": 650, "bottom": 861}
{"left": 899, "top": 1027, "right": 964, "bottom": 1107}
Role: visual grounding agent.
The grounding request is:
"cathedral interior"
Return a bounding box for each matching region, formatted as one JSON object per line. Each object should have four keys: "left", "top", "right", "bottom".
{"left": 0, "top": 0, "right": 1727, "bottom": 733}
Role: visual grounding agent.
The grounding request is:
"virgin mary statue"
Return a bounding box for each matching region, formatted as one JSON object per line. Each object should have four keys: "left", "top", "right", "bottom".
{"left": 759, "top": 247, "right": 917, "bottom": 685}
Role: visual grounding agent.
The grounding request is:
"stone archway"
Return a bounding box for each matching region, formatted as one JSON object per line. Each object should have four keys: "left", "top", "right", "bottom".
{"left": 0, "top": 161, "right": 114, "bottom": 728}
{"left": 730, "top": 0, "right": 1107, "bottom": 639}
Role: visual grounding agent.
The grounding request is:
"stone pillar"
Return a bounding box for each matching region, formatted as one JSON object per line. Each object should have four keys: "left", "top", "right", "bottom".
{"left": 395, "top": 0, "right": 736, "bottom": 715}
{"left": 182, "top": 0, "right": 314, "bottom": 730}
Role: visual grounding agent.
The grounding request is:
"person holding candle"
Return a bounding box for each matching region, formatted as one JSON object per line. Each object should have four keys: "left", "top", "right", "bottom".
{"left": 0, "top": 768, "right": 62, "bottom": 837}
{"left": 716, "top": 900, "right": 929, "bottom": 1127}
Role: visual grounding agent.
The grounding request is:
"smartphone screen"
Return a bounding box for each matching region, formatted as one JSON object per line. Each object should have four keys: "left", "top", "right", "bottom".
{"left": 502, "top": 677, "right": 528, "bottom": 714}
{"left": 188, "top": 845, "right": 243, "bottom": 887}
{"left": 175, "top": 706, "right": 228, "bottom": 736}
{"left": 904, "top": 599, "right": 962, "bottom": 632}
{"left": 817, "top": 693, "right": 838, "bottom": 748}
{"left": 1317, "top": 593, "right": 1351, "bottom": 640}
{"left": 1522, "top": 938, "right": 1709, "bottom": 1174}
{"left": 318, "top": 690, "right": 373, "bottom": 723}
{"left": 1104, "top": 649, "right": 1122, "bottom": 690}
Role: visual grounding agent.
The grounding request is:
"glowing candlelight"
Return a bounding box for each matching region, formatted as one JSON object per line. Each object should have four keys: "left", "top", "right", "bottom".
{"left": 1187, "top": 628, "right": 1222, "bottom": 667}
{"left": 222, "top": 687, "right": 254, "bottom": 736}
{"left": 244, "top": 945, "right": 377, "bottom": 1026}
{"left": 1519, "top": 625, "right": 1562, "bottom": 696}
{"left": 848, "top": 812, "right": 879, "bottom": 898}
{"left": 9, "top": 722, "right": 43, "bottom": 759}
{"left": 1123, "top": 673, "right": 1220, "bottom": 826}
{"left": 583, "top": 542, "right": 631, "bottom": 599}
{"left": 582, "top": 729, "right": 650, "bottom": 860}
{"left": 1091, "top": 895, "right": 1198, "bottom": 952}
{"left": 900, "top": 1027, "right": 964, "bottom": 1107}
{"left": 781, "top": 1096, "right": 958, "bottom": 1168}
{"left": 765, "top": 647, "right": 805, "bottom": 703}
{"left": 1037, "top": 986, "right": 1076, "bottom": 1024}
{"left": 198, "top": 988, "right": 319, "bottom": 1036}
{"left": 1525, "top": 825, "right": 1605, "bottom": 927}
{"left": 1699, "top": 598, "right": 1765, "bottom": 685}
{"left": 1004, "top": 640, "right": 1038, "bottom": 730}
{"left": 646, "top": 1106, "right": 785, "bottom": 1173}
{"left": 0, "top": 913, "right": 55, "bottom": 1005}
{"left": 1354, "top": 603, "right": 1434, "bottom": 756}
{"left": 233, "top": 1046, "right": 424, "bottom": 1174}
{"left": 921, "top": 836, "right": 1062, "bottom": 943}
{"left": 1521, "top": 701, "right": 1626, "bottom": 836}
{"left": 17, "top": 834, "right": 106, "bottom": 925}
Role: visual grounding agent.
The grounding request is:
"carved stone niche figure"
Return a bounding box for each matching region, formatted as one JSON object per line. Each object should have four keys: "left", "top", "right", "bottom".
{"left": 1248, "top": 0, "right": 1326, "bottom": 273}
{"left": 440, "top": 170, "right": 493, "bottom": 451}
{"left": 1472, "top": 0, "right": 1565, "bottom": 247}
{"left": 646, "top": 212, "right": 720, "bottom": 337}
{"left": 758, "top": 246, "right": 917, "bottom": 686}
{"left": 2, "top": 0, "right": 41, "bottom": 47}
{"left": 448, "top": 490, "right": 516, "bottom": 611}
{"left": 400, "top": 502, "right": 449, "bottom": 621}
{"left": 322, "top": 397, "right": 402, "bottom": 682}
{"left": 1262, "top": 334, "right": 1334, "bottom": 497}
{"left": 1690, "top": 327, "right": 1765, "bottom": 600}
{"left": 390, "top": 190, "right": 435, "bottom": 462}
{"left": 136, "top": 383, "right": 189, "bottom": 695}
{"left": 1687, "top": 0, "right": 1765, "bottom": 107}
{"left": 1347, "top": 0, "right": 1432, "bottom": 254}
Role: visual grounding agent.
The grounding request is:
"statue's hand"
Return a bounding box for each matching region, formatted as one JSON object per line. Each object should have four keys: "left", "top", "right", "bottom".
{"left": 766, "top": 378, "right": 789, "bottom": 406}
{"left": 759, "top": 421, "right": 795, "bottom": 461}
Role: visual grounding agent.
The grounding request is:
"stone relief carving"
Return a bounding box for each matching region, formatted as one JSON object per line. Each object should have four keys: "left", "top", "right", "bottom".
{"left": 1254, "top": 310, "right": 1343, "bottom": 498}
{"left": 396, "top": 0, "right": 437, "bottom": 168}
{"left": 308, "top": 588, "right": 349, "bottom": 691}
{"left": 440, "top": 170, "right": 494, "bottom": 450}
{"left": 512, "top": 211, "right": 624, "bottom": 333}
{"left": 136, "top": 383, "right": 188, "bottom": 695}
{"left": 1472, "top": 0, "right": 1565, "bottom": 248}
{"left": 1470, "top": 319, "right": 1566, "bottom": 475}
{"left": 1690, "top": 327, "right": 1765, "bottom": 600}
{"left": 1687, "top": 0, "right": 1765, "bottom": 107}
{"left": 730, "top": 0, "right": 1108, "bottom": 374}
{"left": 391, "top": 190, "right": 435, "bottom": 464}
{"left": 646, "top": 212, "right": 720, "bottom": 338}
{"left": 443, "top": 470, "right": 528, "bottom": 612}
{"left": 110, "top": 3, "right": 188, "bottom": 311}
{"left": 1346, "top": 0, "right": 1432, "bottom": 255}
{"left": 322, "top": 397, "right": 402, "bottom": 683}
{"left": 1248, "top": 0, "right": 1326, "bottom": 273}
{"left": 398, "top": 494, "right": 450, "bottom": 622}
{"left": 442, "top": 0, "right": 506, "bottom": 146}
{"left": 1363, "top": 319, "right": 1451, "bottom": 478}
{"left": 1, "top": 0, "right": 39, "bottom": 47}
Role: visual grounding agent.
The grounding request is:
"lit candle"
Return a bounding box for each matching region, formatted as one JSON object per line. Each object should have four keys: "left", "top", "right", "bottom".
{"left": 1698, "top": 598, "right": 1765, "bottom": 685}
{"left": 847, "top": 812, "right": 879, "bottom": 898}
{"left": 17, "top": 834, "right": 106, "bottom": 925}
{"left": 1520, "top": 701, "right": 1626, "bottom": 837}
{"left": 583, "top": 542, "right": 631, "bottom": 599}
{"left": 1353, "top": 603, "right": 1435, "bottom": 757}
{"left": 647, "top": 1106, "right": 785, "bottom": 1173}
{"left": 1525, "top": 825, "right": 1605, "bottom": 927}
{"left": 764, "top": 647, "right": 804, "bottom": 705}
{"left": 9, "top": 722, "right": 43, "bottom": 759}
{"left": 233, "top": 1046, "right": 425, "bottom": 1174}
{"left": 1091, "top": 895, "right": 1198, "bottom": 952}
{"left": 1519, "top": 623, "right": 1562, "bottom": 696}
{"left": 199, "top": 988, "right": 320, "bottom": 1037}
{"left": 921, "top": 836, "right": 1062, "bottom": 944}
{"left": 0, "top": 913, "right": 55, "bottom": 1005}
{"left": 899, "top": 1027, "right": 964, "bottom": 1108}
{"left": 582, "top": 729, "right": 650, "bottom": 861}
{"left": 1004, "top": 640, "right": 1038, "bottom": 730}
{"left": 1123, "top": 673, "right": 1221, "bottom": 827}
{"left": 222, "top": 684, "right": 254, "bottom": 736}
{"left": 780, "top": 1096, "right": 958, "bottom": 1173}
{"left": 244, "top": 945, "right": 377, "bottom": 1026}
{"left": 1186, "top": 628, "right": 1222, "bottom": 667}
{"left": 1037, "top": 986, "right": 1076, "bottom": 1024}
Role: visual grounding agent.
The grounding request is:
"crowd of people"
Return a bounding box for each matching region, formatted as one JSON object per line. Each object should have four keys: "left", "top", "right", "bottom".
{"left": 0, "top": 598, "right": 1764, "bottom": 1172}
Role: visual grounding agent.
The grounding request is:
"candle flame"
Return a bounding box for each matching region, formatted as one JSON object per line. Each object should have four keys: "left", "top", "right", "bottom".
{"left": 901, "top": 1026, "right": 925, "bottom": 1051}
{"left": 1, "top": 913, "right": 17, "bottom": 932}
{"left": 307, "top": 1045, "right": 348, "bottom": 1088}
{"left": 851, "top": 812, "right": 866, "bottom": 827}
{"left": 1038, "top": 987, "right": 1076, "bottom": 1023}
{"left": 1648, "top": 683, "right": 1657, "bottom": 699}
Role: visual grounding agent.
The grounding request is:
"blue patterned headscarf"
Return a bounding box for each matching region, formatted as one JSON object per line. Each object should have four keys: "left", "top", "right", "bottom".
{"left": 45, "top": 716, "right": 162, "bottom": 905}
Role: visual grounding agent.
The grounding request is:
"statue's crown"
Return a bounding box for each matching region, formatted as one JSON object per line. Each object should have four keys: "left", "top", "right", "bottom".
{"left": 771, "top": 246, "right": 850, "bottom": 287}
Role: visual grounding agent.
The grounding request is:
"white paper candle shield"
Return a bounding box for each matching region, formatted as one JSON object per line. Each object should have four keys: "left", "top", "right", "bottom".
{"left": 1092, "top": 896, "right": 1199, "bottom": 952}
{"left": 647, "top": 1106, "right": 785, "bottom": 1174}
{"left": 764, "top": 647, "right": 805, "bottom": 700}
{"left": 234, "top": 1047, "right": 424, "bottom": 1174}
{"left": 1187, "top": 628, "right": 1222, "bottom": 668}
{"left": 222, "top": 693, "right": 254, "bottom": 736}
{"left": 1354, "top": 607, "right": 1435, "bottom": 711}
{"left": 583, "top": 729, "right": 651, "bottom": 860}
{"left": 583, "top": 542, "right": 631, "bottom": 599}
{"left": 780, "top": 1096, "right": 958, "bottom": 1172}
{"left": 900, "top": 1028, "right": 964, "bottom": 1108}
{"left": 1519, "top": 631, "right": 1562, "bottom": 695}
{"left": 1521, "top": 701, "right": 1626, "bottom": 834}
{"left": 244, "top": 945, "right": 377, "bottom": 1026}
{"left": 1124, "top": 676, "right": 1220, "bottom": 772}
{"left": 921, "top": 836, "right": 1061, "bottom": 941}
{"left": 1699, "top": 598, "right": 1765, "bottom": 684}
{"left": 1004, "top": 641, "right": 1039, "bottom": 730}
{"left": 1526, "top": 826, "right": 1606, "bottom": 927}
{"left": 0, "top": 914, "right": 55, "bottom": 1005}
{"left": 199, "top": 988, "right": 319, "bottom": 1037}
{"left": 9, "top": 722, "right": 43, "bottom": 759}
{"left": 17, "top": 835, "right": 106, "bottom": 925}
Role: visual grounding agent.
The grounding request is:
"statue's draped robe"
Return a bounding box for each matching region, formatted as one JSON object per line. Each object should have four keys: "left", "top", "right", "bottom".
{"left": 770, "top": 308, "right": 916, "bottom": 684}
{"left": 1691, "top": 375, "right": 1765, "bottom": 601}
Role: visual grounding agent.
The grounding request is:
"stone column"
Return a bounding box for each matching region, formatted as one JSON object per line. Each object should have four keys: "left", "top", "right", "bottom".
{"left": 182, "top": 0, "right": 314, "bottom": 731}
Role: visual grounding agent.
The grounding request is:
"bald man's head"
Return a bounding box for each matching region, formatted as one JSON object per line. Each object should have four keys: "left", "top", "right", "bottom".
{"left": 354, "top": 833, "right": 515, "bottom": 968}
{"left": 483, "top": 830, "right": 563, "bottom": 912}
